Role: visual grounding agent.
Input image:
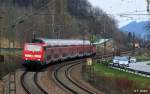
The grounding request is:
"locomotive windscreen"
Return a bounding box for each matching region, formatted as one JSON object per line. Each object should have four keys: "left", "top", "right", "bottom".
{"left": 26, "top": 45, "right": 42, "bottom": 52}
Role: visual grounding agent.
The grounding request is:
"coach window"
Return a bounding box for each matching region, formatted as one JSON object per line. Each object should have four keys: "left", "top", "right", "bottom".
{"left": 63, "top": 53, "right": 67, "bottom": 57}
{"left": 71, "top": 52, "right": 74, "bottom": 55}
{"left": 54, "top": 54, "right": 58, "bottom": 58}
{"left": 79, "top": 51, "right": 82, "bottom": 54}
{"left": 47, "top": 55, "right": 51, "bottom": 60}
{"left": 51, "top": 49, "right": 54, "bottom": 53}
{"left": 59, "top": 48, "right": 62, "bottom": 52}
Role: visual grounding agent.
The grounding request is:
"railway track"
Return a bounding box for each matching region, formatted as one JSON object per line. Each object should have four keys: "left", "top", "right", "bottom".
{"left": 53, "top": 60, "right": 96, "bottom": 94}
{"left": 8, "top": 72, "right": 16, "bottom": 94}
{"left": 18, "top": 50, "right": 137, "bottom": 94}
{"left": 20, "top": 71, "right": 48, "bottom": 94}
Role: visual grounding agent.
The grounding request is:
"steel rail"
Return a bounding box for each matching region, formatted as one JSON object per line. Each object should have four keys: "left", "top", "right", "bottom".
{"left": 34, "top": 72, "right": 48, "bottom": 94}
{"left": 20, "top": 71, "right": 31, "bottom": 94}
{"left": 66, "top": 63, "right": 95, "bottom": 94}
{"left": 53, "top": 63, "right": 78, "bottom": 94}
{"left": 53, "top": 60, "right": 95, "bottom": 94}
{"left": 21, "top": 71, "right": 48, "bottom": 94}
{"left": 8, "top": 72, "right": 16, "bottom": 94}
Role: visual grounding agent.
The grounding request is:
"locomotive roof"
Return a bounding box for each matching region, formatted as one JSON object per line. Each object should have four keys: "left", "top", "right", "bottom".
{"left": 33, "top": 38, "right": 91, "bottom": 46}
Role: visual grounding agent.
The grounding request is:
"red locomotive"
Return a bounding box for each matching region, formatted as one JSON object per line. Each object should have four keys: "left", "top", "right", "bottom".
{"left": 22, "top": 38, "right": 96, "bottom": 66}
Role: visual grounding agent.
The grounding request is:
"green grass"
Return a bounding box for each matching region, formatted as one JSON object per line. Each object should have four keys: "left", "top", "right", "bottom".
{"left": 94, "top": 63, "right": 150, "bottom": 88}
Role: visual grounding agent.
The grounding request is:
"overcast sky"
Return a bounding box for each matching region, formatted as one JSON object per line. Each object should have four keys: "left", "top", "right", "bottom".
{"left": 88, "top": 0, "right": 150, "bottom": 27}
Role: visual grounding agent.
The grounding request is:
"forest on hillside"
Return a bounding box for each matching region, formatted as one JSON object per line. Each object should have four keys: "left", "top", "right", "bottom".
{"left": 0, "top": 0, "right": 127, "bottom": 48}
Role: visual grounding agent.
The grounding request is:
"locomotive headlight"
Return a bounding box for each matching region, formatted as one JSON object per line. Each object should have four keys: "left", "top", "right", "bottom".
{"left": 25, "top": 54, "right": 32, "bottom": 57}
{"left": 34, "top": 55, "right": 42, "bottom": 58}
{"left": 37, "top": 59, "right": 41, "bottom": 61}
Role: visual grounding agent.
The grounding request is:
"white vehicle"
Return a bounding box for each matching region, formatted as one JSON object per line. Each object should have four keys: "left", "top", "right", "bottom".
{"left": 112, "top": 56, "right": 129, "bottom": 67}
{"left": 118, "top": 57, "right": 129, "bottom": 67}
{"left": 130, "top": 57, "right": 136, "bottom": 63}
{"left": 120, "top": 56, "right": 136, "bottom": 63}
{"left": 122, "top": 56, "right": 129, "bottom": 59}
{"left": 112, "top": 56, "right": 120, "bottom": 66}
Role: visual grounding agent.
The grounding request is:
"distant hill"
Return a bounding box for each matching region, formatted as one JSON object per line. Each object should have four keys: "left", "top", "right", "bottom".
{"left": 120, "top": 21, "right": 150, "bottom": 38}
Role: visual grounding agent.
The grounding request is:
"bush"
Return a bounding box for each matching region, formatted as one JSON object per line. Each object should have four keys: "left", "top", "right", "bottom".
{"left": 0, "top": 55, "right": 21, "bottom": 79}
{"left": 96, "top": 59, "right": 111, "bottom": 66}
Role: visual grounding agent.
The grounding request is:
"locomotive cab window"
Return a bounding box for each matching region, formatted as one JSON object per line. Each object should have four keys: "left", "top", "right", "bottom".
{"left": 26, "top": 45, "right": 42, "bottom": 52}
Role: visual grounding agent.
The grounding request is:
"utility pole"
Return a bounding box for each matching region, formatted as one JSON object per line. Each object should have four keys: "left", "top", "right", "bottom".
{"left": 132, "top": 32, "right": 135, "bottom": 56}
{"left": 103, "top": 16, "right": 106, "bottom": 55}
{"left": 0, "top": 15, "right": 3, "bottom": 62}
{"left": 52, "top": 10, "right": 55, "bottom": 33}
{"left": 146, "top": 0, "right": 150, "bottom": 12}
{"left": 51, "top": 0, "right": 55, "bottom": 38}
{"left": 0, "top": 28, "right": 2, "bottom": 57}
{"left": 11, "top": 0, "right": 16, "bottom": 64}
{"left": 0, "top": 15, "right": 2, "bottom": 55}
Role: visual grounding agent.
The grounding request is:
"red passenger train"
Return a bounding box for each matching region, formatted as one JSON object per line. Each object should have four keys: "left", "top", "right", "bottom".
{"left": 22, "top": 38, "right": 96, "bottom": 66}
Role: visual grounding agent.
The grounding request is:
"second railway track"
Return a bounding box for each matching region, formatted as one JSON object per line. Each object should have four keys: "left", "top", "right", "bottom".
{"left": 53, "top": 60, "right": 96, "bottom": 94}
{"left": 21, "top": 71, "right": 48, "bottom": 94}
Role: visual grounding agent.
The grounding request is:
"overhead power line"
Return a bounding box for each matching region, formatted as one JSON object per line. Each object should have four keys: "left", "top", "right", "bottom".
{"left": 119, "top": 13, "right": 150, "bottom": 16}
{"left": 5, "top": 0, "right": 56, "bottom": 30}
{"left": 146, "top": 0, "right": 150, "bottom": 12}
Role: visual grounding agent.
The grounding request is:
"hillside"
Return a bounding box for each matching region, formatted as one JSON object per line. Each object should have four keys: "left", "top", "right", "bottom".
{"left": 88, "top": 0, "right": 149, "bottom": 28}
{"left": 0, "top": 0, "right": 126, "bottom": 49}
{"left": 121, "top": 21, "right": 150, "bottom": 39}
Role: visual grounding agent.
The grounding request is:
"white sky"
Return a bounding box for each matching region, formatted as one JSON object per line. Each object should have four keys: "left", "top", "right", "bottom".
{"left": 88, "top": 0, "right": 150, "bottom": 28}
